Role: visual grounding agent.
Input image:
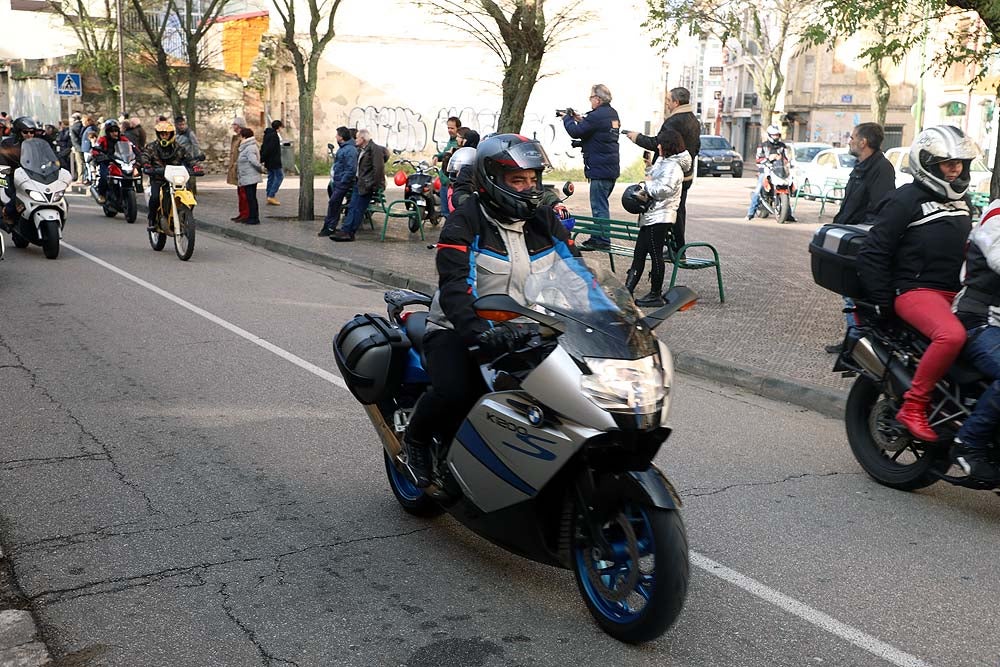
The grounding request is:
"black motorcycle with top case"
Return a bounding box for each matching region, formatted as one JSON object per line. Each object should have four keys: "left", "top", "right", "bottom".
{"left": 334, "top": 255, "right": 696, "bottom": 643}
{"left": 810, "top": 222, "right": 1000, "bottom": 494}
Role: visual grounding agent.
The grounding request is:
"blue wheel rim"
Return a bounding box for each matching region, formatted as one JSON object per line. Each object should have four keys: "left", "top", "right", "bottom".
{"left": 387, "top": 453, "right": 424, "bottom": 502}
{"left": 575, "top": 504, "right": 656, "bottom": 624}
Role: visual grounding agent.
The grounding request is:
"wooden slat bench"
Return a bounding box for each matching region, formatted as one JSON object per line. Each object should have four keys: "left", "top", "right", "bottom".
{"left": 571, "top": 214, "right": 725, "bottom": 302}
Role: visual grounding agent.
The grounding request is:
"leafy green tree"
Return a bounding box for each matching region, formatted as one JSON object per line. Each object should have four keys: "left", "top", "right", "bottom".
{"left": 420, "top": 0, "right": 586, "bottom": 133}
{"left": 272, "top": 0, "right": 344, "bottom": 220}
{"left": 645, "top": 0, "right": 816, "bottom": 138}
{"left": 807, "top": 0, "right": 1000, "bottom": 196}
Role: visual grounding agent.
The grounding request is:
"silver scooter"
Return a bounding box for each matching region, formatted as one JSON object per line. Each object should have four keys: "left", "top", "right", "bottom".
{"left": 334, "top": 254, "right": 695, "bottom": 643}
{"left": 0, "top": 138, "right": 72, "bottom": 259}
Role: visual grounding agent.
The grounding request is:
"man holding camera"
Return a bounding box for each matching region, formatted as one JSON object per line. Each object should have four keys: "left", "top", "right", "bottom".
{"left": 560, "top": 84, "right": 620, "bottom": 249}
{"left": 626, "top": 87, "right": 700, "bottom": 254}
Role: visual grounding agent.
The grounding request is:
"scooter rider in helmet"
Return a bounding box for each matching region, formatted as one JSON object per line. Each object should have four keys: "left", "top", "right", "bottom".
{"left": 0, "top": 117, "right": 40, "bottom": 222}
{"left": 747, "top": 124, "right": 795, "bottom": 221}
{"left": 139, "top": 120, "right": 194, "bottom": 231}
{"left": 401, "top": 133, "right": 581, "bottom": 488}
{"left": 91, "top": 119, "right": 132, "bottom": 204}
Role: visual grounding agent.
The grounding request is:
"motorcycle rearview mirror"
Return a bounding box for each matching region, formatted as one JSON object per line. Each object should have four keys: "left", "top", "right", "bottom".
{"left": 473, "top": 294, "right": 564, "bottom": 331}
{"left": 562, "top": 181, "right": 574, "bottom": 198}
{"left": 639, "top": 286, "right": 698, "bottom": 331}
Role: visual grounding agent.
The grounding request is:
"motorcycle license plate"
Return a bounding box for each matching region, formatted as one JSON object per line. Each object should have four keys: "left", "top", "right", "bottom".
{"left": 414, "top": 197, "right": 425, "bottom": 205}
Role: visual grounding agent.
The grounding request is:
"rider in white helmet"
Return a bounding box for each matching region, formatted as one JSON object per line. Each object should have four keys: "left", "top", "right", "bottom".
{"left": 746, "top": 124, "right": 794, "bottom": 221}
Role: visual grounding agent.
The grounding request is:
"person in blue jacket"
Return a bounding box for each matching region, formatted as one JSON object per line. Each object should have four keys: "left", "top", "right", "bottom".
{"left": 560, "top": 84, "right": 621, "bottom": 249}
{"left": 318, "top": 126, "right": 359, "bottom": 237}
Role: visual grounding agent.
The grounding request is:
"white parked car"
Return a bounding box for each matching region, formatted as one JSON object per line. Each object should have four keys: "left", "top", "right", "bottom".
{"left": 786, "top": 142, "right": 832, "bottom": 185}
{"left": 796, "top": 148, "right": 857, "bottom": 189}
{"left": 885, "top": 146, "right": 992, "bottom": 193}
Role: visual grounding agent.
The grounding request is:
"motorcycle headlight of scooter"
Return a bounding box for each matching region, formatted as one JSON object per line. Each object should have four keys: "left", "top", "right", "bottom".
{"left": 50, "top": 191, "right": 64, "bottom": 202}
{"left": 580, "top": 354, "right": 668, "bottom": 415}
{"left": 27, "top": 190, "right": 47, "bottom": 202}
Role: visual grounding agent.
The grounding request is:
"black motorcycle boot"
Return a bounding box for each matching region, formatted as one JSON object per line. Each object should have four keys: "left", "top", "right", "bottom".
{"left": 635, "top": 291, "right": 665, "bottom": 308}
{"left": 624, "top": 269, "right": 640, "bottom": 294}
{"left": 402, "top": 434, "right": 432, "bottom": 488}
{"left": 951, "top": 439, "right": 1000, "bottom": 484}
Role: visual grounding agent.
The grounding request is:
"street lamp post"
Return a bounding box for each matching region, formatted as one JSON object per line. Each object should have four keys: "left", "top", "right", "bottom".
{"left": 116, "top": 0, "right": 126, "bottom": 117}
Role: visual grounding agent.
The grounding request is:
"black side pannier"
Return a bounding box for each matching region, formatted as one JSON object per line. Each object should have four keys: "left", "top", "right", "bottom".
{"left": 809, "top": 223, "right": 870, "bottom": 299}
{"left": 333, "top": 314, "right": 411, "bottom": 405}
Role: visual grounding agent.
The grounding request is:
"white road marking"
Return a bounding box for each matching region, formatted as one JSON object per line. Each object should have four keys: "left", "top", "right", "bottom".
{"left": 62, "top": 242, "right": 348, "bottom": 391}
{"left": 63, "top": 241, "right": 931, "bottom": 667}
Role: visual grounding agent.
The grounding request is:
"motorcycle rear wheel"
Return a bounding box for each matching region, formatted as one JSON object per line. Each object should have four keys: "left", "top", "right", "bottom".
{"left": 572, "top": 502, "right": 688, "bottom": 644}
{"left": 103, "top": 203, "right": 117, "bottom": 218}
{"left": 11, "top": 231, "right": 29, "bottom": 248}
{"left": 845, "top": 376, "right": 945, "bottom": 491}
{"left": 148, "top": 218, "right": 167, "bottom": 251}
{"left": 383, "top": 450, "right": 443, "bottom": 517}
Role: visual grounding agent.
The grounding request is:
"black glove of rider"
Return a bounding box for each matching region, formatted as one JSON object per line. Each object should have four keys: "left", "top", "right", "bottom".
{"left": 475, "top": 322, "right": 529, "bottom": 357}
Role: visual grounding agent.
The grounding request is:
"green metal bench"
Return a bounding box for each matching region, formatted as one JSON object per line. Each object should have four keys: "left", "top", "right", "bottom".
{"left": 364, "top": 189, "right": 425, "bottom": 241}
{"left": 571, "top": 214, "right": 725, "bottom": 302}
{"left": 794, "top": 177, "right": 846, "bottom": 217}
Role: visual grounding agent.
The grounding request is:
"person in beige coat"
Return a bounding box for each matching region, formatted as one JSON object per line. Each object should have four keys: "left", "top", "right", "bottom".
{"left": 227, "top": 117, "right": 248, "bottom": 221}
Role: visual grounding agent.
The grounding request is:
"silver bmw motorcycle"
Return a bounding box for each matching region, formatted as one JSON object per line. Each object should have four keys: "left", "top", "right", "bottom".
{"left": 334, "top": 255, "right": 694, "bottom": 643}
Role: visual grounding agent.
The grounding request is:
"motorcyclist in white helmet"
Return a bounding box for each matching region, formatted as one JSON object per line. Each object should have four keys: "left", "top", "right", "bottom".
{"left": 746, "top": 124, "right": 794, "bottom": 221}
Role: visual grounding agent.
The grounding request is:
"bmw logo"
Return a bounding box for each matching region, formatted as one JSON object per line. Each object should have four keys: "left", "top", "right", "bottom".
{"left": 527, "top": 406, "right": 543, "bottom": 426}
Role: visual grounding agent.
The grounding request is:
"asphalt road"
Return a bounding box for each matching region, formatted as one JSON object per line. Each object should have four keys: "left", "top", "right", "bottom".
{"left": 2, "top": 197, "right": 999, "bottom": 667}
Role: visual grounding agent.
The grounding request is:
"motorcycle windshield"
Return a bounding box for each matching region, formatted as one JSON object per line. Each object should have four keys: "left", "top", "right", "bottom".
{"left": 115, "top": 140, "right": 136, "bottom": 163}
{"left": 771, "top": 161, "right": 788, "bottom": 179}
{"left": 19, "top": 139, "right": 60, "bottom": 185}
{"left": 524, "top": 254, "right": 659, "bottom": 360}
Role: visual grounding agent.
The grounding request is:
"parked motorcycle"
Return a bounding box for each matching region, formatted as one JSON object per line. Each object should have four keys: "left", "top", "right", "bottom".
{"left": 391, "top": 151, "right": 441, "bottom": 232}
{"left": 754, "top": 157, "right": 794, "bottom": 224}
{"left": 91, "top": 139, "right": 140, "bottom": 223}
{"left": 334, "top": 254, "right": 695, "bottom": 643}
{"left": 810, "top": 223, "right": 1000, "bottom": 494}
{"left": 0, "top": 138, "right": 72, "bottom": 260}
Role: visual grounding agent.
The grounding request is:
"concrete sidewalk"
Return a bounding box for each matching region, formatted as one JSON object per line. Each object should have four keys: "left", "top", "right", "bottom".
{"left": 138, "top": 174, "right": 852, "bottom": 417}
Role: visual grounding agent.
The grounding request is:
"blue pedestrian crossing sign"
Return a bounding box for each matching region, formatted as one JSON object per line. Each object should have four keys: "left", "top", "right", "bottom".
{"left": 56, "top": 73, "right": 82, "bottom": 97}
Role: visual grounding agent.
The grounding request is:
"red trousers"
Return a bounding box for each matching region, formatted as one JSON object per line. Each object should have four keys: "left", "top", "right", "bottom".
{"left": 894, "top": 288, "right": 965, "bottom": 402}
{"left": 237, "top": 186, "right": 249, "bottom": 219}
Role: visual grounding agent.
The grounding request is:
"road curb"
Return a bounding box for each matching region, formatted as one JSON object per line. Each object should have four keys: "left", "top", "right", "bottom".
{"left": 141, "top": 203, "right": 848, "bottom": 419}
{"left": 0, "top": 550, "right": 51, "bottom": 667}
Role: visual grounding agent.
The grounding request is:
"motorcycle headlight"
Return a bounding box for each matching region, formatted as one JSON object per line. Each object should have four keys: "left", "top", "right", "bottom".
{"left": 27, "top": 190, "right": 46, "bottom": 202}
{"left": 51, "top": 191, "right": 64, "bottom": 202}
{"left": 581, "top": 354, "right": 668, "bottom": 414}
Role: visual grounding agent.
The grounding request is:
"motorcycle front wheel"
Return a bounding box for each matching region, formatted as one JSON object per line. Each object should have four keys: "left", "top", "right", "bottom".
{"left": 174, "top": 204, "right": 195, "bottom": 261}
{"left": 776, "top": 193, "right": 791, "bottom": 223}
{"left": 124, "top": 189, "right": 137, "bottom": 224}
{"left": 572, "top": 502, "right": 688, "bottom": 644}
{"left": 41, "top": 219, "right": 60, "bottom": 259}
{"left": 845, "top": 376, "right": 945, "bottom": 491}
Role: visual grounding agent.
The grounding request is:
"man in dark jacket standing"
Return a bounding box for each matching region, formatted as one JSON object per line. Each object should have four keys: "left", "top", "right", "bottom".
{"left": 319, "top": 126, "right": 358, "bottom": 237}
{"left": 69, "top": 112, "right": 85, "bottom": 183}
{"left": 261, "top": 119, "right": 284, "bottom": 206}
{"left": 332, "top": 129, "right": 386, "bottom": 242}
{"left": 627, "top": 87, "right": 701, "bottom": 252}
{"left": 823, "top": 122, "right": 897, "bottom": 353}
{"left": 562, "top": 84, "right": 620, "bottom": 249}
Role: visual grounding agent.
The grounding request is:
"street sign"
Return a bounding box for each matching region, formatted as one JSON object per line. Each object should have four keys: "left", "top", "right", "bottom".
{"left": 840, "top": 94, "right": 853, "bottom": 104}
{"left": 56, "top": 72, "right": 82, "bottom": 97}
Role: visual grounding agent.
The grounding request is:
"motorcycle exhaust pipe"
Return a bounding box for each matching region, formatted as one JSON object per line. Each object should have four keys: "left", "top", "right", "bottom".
{"left": 851, "top": 336, "right": 887, "bottom": 377}
{"left": 363, "top": 404, "right": 402, "bottom": 458}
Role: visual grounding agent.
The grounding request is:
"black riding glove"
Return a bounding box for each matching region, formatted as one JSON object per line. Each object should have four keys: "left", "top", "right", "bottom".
{"left": 475, "top": 322, "right": 529, "bottom": 357}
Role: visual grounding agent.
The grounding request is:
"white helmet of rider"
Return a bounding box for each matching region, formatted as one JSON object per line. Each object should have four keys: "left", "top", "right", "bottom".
{"left": 447, "top": 146, "right": 476, "bottom": 179}
{"left": 909, "top": 125, "right": 979, "bottom": 201}
{"left": 766, "top": 125, "right": 781, "bottom": 140}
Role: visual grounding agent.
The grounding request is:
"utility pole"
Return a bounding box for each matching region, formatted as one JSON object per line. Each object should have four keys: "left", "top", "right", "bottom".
{"left": 116, "top": 0, "right": 126, "bottom": 117}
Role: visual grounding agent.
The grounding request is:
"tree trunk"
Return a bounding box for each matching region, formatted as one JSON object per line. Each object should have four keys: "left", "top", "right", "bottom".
{"left": 498, "top": 53, "right": 541, "bottom": 133}
{"left": 992, "top": 93, "right": 1000, "bottom": 199}
{"left": 296, "top": 70, "right": 316, "bottom": 221}
{"left": 868, "top": 63, "right": 890, "bottom": 126}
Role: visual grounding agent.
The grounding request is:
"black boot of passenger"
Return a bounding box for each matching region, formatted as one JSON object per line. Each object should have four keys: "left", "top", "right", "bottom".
{"left": 402, "top": 434, "right": 432, "bottom": 488}
{"left": 625, "top": 269, "right": 640, "bottom": 295}
{"left": 635, "top": 291, "right": 665, "bottom": 308}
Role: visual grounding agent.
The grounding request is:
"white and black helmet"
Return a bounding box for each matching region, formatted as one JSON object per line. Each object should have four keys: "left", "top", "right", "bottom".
{"left": 446, "top": 146, "right": 476, "bottom": 179}
{"left": 766, "top": 124, "right": 781, "bottom": 140}
{"left": 909, "top": 125, "right": 979, "bottom": 200}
